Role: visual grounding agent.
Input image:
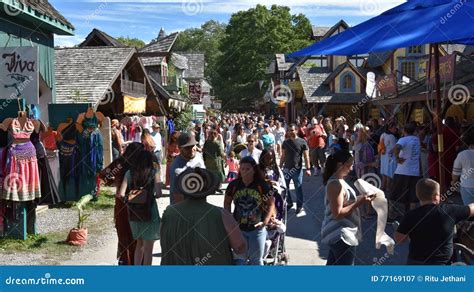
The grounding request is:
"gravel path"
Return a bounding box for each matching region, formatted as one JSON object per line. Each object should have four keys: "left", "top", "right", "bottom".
{"left": 0, "top": 204, "right": 115, "bottom": 265}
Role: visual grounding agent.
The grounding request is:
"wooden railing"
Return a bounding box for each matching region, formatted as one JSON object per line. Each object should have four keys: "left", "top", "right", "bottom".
{"left": 121, "top": 79, "right": 146, "bottom": 95}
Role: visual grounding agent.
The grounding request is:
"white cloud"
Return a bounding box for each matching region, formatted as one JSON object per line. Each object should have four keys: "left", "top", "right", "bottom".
{"left": 54, "top": 35, "right": 86, "bottom": 47}
{"left": 80, "top": 0, "right": 405, "bottom": 16}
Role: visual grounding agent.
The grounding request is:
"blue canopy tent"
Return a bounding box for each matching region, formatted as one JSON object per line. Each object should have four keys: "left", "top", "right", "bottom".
{"left": 288, "top": 0, "right": 474, "bottom": 191}
{"left": 289, "top": 0, "right": 474, "bottom": 56}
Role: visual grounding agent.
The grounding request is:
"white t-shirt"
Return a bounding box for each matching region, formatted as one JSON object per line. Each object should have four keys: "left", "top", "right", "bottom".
{"left": 151, "top": 131, "right": 162, "bottom": 152}
{"left": 381, "top": 132, "right": 397, "bottom": 156}
{"left": 453, "top": 149, "right": 474, "bottom": 188}
{"left": 395, "top": 135, "right": 421, "bottom": 176}
{"left": 240, "top": 148, "right": 262, "bottom": 164}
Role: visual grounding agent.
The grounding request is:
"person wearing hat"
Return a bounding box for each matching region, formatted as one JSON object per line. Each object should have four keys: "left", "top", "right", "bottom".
{"left": 261, "top": 123, "right": 275, "bottom": 151}
{"left": 169, "top": 132, "right": 205, "bottom": 204}
{"left": 389, "top": 122, "right": 422, "bottom": 224}
{"left": 151, "top": 123, "right": 163, "bottom": 167}
{"left": 161, "top": 167, "right": 247, "bottom": 265}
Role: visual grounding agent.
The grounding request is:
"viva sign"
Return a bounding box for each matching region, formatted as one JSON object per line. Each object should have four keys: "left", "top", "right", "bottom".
{"left": 0, "top": 47, "right": 39, "bottom": 104}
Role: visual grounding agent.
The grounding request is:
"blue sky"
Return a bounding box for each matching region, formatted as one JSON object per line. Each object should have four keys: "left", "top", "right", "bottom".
{"left": 51, "top": 0, "right": 405, "bottom": 47}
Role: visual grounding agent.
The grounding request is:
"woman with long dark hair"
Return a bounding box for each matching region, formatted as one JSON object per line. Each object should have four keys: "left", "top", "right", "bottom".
{"left": 118, "top": 150, "right": 161, "bottom": 265}
{"left": 224, "top": 156, "right": 275, "bottom": 265}
{"left": 321, "top": 150, "right": 374, "bottom": 265}
{"left": 99, "top": 142, "right": 144, "bottom": 265}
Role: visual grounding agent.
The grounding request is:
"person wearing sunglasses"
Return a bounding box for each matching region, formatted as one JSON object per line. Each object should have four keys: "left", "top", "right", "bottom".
{"left": 240, "top": 134, "right": 262, "bottom": 164}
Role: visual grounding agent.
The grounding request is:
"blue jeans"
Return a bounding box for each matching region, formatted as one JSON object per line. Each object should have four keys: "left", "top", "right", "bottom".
{"left": 326, "top": 239, "right": 356, "bottom": 265}
{"left": 460, "top": 186, "right": 474, "bottom": 205}
{"left": 154, "top": 150, "right": 162, "bottom": 164}
{"left": 235, "top": 228, "right": 267, "bottom": 265}
{"left": 112, "top": 147, "right": 120, "bottom": 161}
{"left": 283, "top": 168, "right": 304, "bottom": 208}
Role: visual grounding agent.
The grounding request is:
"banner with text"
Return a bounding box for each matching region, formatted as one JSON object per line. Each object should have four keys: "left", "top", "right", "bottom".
{"left": 0, "top": 47, "right": 39, "bottom": 105}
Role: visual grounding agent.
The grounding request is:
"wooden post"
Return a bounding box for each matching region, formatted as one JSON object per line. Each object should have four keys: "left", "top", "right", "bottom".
{"left": 433, "top": 44, "right": 446, "bottom": 193}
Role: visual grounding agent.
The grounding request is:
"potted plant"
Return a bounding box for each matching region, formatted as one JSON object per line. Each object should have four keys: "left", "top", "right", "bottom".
{"left": 66, "top": 194, "right": 93, "bottom": 246}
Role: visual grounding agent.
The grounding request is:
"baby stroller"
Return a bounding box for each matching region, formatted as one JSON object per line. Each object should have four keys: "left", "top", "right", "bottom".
{"left": 451, "top": 220, "right": 474, "bottom": 265}
{"left": 264, "top": 186, "right": 289, "bottom": 265}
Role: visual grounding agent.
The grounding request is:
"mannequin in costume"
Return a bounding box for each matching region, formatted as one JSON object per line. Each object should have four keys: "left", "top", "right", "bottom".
{"left": 31, "top": 120, "right": 61, "bottom": 206}
{"left": 76, "top": 107, "right": 104, "bottom": 198}
{"left": 57, "top": 117, "right": 81, "bottom": 201}
{"left": 0, "top": 111, "right": 41, "bottom": 235}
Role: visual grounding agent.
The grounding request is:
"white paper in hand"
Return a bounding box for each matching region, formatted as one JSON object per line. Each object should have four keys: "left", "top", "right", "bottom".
{"left": 355, "top": 179, "right": 395, "bottom": 255}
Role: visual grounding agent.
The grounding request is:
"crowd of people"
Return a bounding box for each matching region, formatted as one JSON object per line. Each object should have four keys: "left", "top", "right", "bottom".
{"left": 101, "top": 112, "right": 474, "bottom": 266}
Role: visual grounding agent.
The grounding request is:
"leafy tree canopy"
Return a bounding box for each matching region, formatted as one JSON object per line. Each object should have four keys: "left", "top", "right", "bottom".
{"left": 215, "top": 5, "right": 312, "bottom": 109}
{"left": 116, "top": 36, "right": 145, "bottom": 48}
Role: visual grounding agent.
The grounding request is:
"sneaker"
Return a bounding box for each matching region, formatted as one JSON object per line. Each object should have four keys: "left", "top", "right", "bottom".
{"left": 296, "top": 208, "right": 306, "bottom": 217}
{"left": 392, "top": 220, "right": 400, "bottom": 230}
{"left": 286, "top": 204, "right": 294, "bottom": 211}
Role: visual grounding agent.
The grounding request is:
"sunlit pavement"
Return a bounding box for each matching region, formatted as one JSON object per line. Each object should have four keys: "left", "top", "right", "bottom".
{"left": 62, "top": 172, "right": 408, "bottom": 265}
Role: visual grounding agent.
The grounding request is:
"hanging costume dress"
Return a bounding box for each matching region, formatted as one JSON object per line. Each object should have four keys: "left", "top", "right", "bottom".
{"left": 58, "top": 122, "right": 81, "bottom": 201}
{"left": 31, "top": 132, "right": 61, "bottom": 205}
{"left": 77, "top": 114, "right": 103, "bottom": 197}
{"left": 1, "top": 118, "right": 41, "bottom": 202}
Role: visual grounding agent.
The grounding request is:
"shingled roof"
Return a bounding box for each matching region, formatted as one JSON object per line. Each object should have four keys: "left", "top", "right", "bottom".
{"left": 55, "top": 47, "right": 135, "bottom": 104}
{"left": 297, "top": 66, "right": 365, "bottom": 103}
{"left": 323, "top": 61, "right": 367, "bottom": 85}
{"left": 79, "top": 28, "right": 125, "bottom": 47}
{"left": 171, "top": 53, "right": 189, "bottom": 70}
{"left": 140, "top": 32, "right": 178, "bottom": 53}
{"left": 140, "top": 56, "right": 165, "bottom": 67}
{"left": 312, "top": 26, "right": 331, "bottom": 38}
{"left": 181, "top": 53, "right": 205, "bottom": 79}
{"left": 17, "top": 0, "right": 74, "bottom": 29}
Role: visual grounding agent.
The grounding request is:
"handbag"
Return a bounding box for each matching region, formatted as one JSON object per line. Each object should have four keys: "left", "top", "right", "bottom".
{"left": 126, "top": 174, "right": 153, "bottom": 222}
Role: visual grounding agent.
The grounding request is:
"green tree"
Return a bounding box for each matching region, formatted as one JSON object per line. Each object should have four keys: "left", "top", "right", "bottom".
{"left": 116, "top": 36, "right": 145, "bottom": 48}
{"left": 174, "top": 20, "right": 226, "bottom": 87}
{"left": 215, "top": 5, "right": 312, "bottom": 110}
{"left": 174, "top": 105, "right": 193, "bottom": 132}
